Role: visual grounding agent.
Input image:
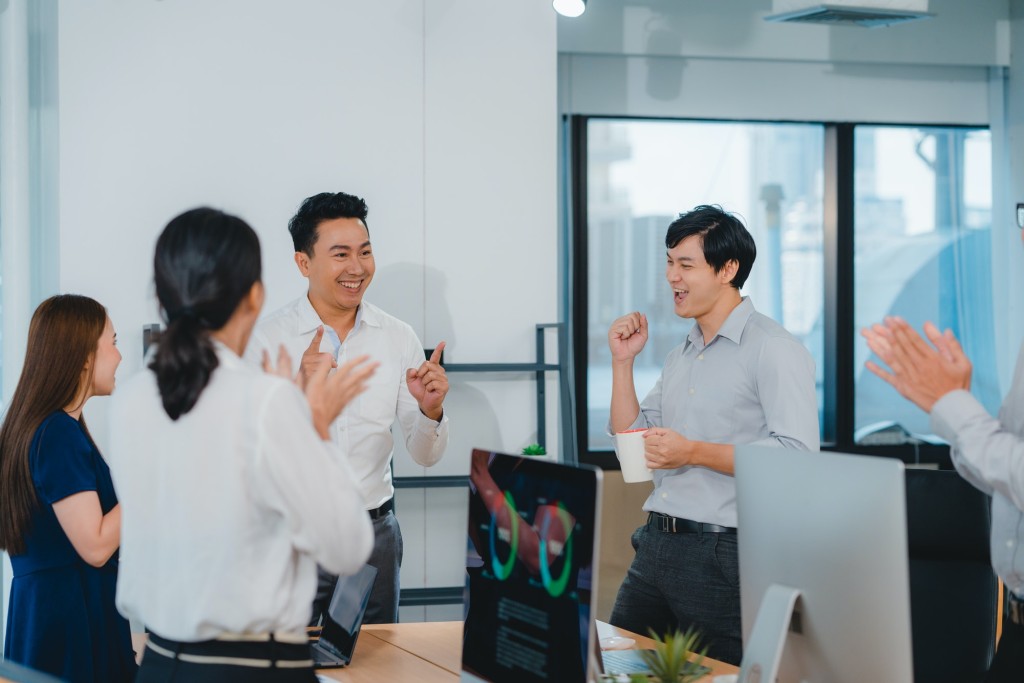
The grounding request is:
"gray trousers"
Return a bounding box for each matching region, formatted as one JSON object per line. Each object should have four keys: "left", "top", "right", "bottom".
{"left": 311, "top": 510, "right": 403, "bottom": 625}
{"left": 610, "top": 520, "right": 742, "bottom": 665}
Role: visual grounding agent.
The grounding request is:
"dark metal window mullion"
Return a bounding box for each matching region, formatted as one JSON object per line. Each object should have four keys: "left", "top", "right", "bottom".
{"left": 823, "top": 123, "right": 856, "bottom": 449}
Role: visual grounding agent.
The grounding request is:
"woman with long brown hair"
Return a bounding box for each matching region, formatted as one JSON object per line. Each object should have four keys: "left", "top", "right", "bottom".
{"left": 0, "top": 294, "right": 136, "bottom": 682}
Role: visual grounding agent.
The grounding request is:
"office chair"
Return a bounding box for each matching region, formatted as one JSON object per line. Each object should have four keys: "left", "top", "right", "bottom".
{"left": 905, "top": 468, "right": 998, "bottom": 683}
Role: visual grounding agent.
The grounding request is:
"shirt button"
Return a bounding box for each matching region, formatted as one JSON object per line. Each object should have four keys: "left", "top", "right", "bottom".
{"left": 1008, "top": 539, "right": 1016, "bottom": 549}
{"left": 697, "top": 354, "right": 704, "bottom": 361}
{"left": 661, "top": 493, "right": 668, "bottom": 499}
{"left": 689, "top": 388, "right": 695, "bottom": 395}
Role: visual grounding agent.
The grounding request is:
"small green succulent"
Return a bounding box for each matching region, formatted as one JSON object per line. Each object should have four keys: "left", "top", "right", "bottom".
{"left": 597, "top": 627, "right": 708, "bottom": 683}
{"left": 638, "top": 627, "right": 708, "bottom": 683}
{"left": 521, "top": 443, "right": 547, "bottom": 456}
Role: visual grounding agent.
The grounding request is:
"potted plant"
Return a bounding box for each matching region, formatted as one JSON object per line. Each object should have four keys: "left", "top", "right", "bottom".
{"left": 600, "top": 627, "right": 708, "bottom": 683}
{"left": 521, "top": 443, "right": 547, "bottom": 456}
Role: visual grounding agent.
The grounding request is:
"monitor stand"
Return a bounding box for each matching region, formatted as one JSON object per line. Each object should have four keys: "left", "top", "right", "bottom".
{"left": 739, "top": 585, "right": 801, "bottom": 683}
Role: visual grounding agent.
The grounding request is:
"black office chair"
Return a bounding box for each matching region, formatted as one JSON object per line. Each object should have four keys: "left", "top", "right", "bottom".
{"left": 905, "top": 468, "right": 998, "bottom": 683}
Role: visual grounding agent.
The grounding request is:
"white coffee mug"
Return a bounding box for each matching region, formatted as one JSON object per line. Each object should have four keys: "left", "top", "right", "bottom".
{"left": 614, "top": 429, "right": 653, "bottom": 483}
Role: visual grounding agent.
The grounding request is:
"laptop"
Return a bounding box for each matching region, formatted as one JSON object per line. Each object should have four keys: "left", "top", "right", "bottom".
{"left": 310, "top": 563, "right": 378, "bottom": 669}
{"left": 461, "top": 449, "right": 603, "bottom": 683}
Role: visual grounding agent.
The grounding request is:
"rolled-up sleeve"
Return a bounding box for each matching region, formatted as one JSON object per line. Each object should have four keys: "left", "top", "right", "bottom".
{"left": 747, "top": 335, "right": 820, "bottom": 451}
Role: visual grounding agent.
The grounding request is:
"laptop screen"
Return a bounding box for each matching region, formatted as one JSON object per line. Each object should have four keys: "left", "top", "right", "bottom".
{"left": 318, "top": 563, "right": 378, "bottom": 662}
{"left": 462, "top": 450, "right": 602, "bottom": 683}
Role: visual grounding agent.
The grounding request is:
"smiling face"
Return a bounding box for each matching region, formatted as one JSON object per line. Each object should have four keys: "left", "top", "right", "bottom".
{"left": 88, "top": 317, "right": 122, "bottom": 397}
{"left": 666, "top": 234, "right": 738, "bottom": 322}
{"left": 296, "top": 216, "right": 375, "bottom": 314}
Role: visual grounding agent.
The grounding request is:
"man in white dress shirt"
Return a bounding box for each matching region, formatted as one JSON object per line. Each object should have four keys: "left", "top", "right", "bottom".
{"left": 246, "top": 192, "right": 450, "bottom": 624}
{"left": 862, "top": 225, "right": 1024, "bottom": 681}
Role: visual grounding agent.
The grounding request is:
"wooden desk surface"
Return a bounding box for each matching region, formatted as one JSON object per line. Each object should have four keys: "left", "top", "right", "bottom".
{"left": 317, "top": 627, "right": 455, "bottom": 682}
{"left": 349, "top": 621, "right": 739, "bottom": 681}
{"left": 131, "top": 621, "right": 739, "bottom": 682}
{"left": 361, "top": 621, "right": 463, "bottom": 675}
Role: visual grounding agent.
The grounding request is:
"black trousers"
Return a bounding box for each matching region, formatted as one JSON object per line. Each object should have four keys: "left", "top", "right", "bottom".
{"left": 985, "top": 620, "right": 1024, "bottom": 683}
{"left": 136, "top": 634, "right": 317, "bottom": 683}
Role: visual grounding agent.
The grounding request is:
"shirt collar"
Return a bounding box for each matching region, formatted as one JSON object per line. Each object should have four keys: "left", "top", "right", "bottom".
{"left": 213, "top": 339, "right": 245, "bottom": 368}
{"left": 295, "top": 294, "right": 382, "bottom": 335}
{"left": 686, "top": 296, "right": 755, "bottom": 348}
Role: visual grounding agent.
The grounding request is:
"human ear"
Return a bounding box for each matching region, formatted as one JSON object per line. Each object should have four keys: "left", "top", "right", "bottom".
{"left": 294, "top": 251, "right": 311, "bottom": 278}
{"left": 241, "top": 281, "right": 265, "bottom": 316}
{"left": 720, "top": 259, "right": 739, "bottom": 284}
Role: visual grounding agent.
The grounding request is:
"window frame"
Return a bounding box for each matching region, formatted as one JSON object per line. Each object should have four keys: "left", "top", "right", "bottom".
{"left": 570, "top": 115, "right": 991, "bottom": 469}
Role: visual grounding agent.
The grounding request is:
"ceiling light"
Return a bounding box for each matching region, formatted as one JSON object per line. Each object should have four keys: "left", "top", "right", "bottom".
{"left": 553, "top": 0, "right": 586, "bottom": 19}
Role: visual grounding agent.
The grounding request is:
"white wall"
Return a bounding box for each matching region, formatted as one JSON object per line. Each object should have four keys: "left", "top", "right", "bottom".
{"left": 558, "top": 0, "right": 1024, "bottom": 396}
{"left": 54, "top": 0, "right": 556, "bottom": 618}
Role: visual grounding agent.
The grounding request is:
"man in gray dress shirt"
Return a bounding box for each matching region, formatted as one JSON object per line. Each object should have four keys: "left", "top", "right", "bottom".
{"left": 607, "top": 205, "right": 819, "bottom": 665}
{"left": 863, "top": 310, "right": 1024, "bottom": 679}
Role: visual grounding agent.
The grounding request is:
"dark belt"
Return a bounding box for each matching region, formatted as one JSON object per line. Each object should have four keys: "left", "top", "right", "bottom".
{"left": 1009, "top": 592, "right": 1024, "bottom": 626}
{"left": 369, "top": 498, "right": 394, "bottom": 520}
{"left": 648, "top": 512, "right": 736, "bottom": 534}
{"left": 146, "top": 633, "right": 313, "bottom": 669}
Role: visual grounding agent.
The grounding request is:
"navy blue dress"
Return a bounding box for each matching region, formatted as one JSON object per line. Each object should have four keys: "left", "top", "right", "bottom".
{"left": 3, "top": 411, "right": 137, "bottom": 683}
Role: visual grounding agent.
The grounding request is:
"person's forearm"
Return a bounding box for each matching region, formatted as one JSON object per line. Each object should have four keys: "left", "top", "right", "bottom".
{"left": 97, "top": 505, "right": 122, "bottom": 560}
{"left": 610, "top": 360, "right": 641, "bottom": 432}
{"left": 689, "top": 441, "right": 735, "bottom": 475}
{"left": 53, "top": 494, "right": 122, "bottom": 567}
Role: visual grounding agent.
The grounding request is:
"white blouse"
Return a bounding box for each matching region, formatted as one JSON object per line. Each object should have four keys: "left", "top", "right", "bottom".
{"left": 107, "top": 343, "right": 373, "bottom": 641}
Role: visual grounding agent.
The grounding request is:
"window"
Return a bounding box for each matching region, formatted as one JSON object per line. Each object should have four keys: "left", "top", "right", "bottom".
{"left": 853, "top": 126, "right": 996, "bottom": 443}
{"left": 579, "top": 118, "right": 825, "bottom": 453}
{"left": 572, "top": 117, "right": 993, "bottom": 465}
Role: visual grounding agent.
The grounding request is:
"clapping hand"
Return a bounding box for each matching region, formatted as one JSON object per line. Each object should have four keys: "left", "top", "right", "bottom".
{"left": 861, "top": 317, "right": 972, "bottom": 413}
{"left": 263, "top": 342, "right": 378, "bottom": 439}
{"left": 305, "top": 355, "right": 379, "bottom": 439}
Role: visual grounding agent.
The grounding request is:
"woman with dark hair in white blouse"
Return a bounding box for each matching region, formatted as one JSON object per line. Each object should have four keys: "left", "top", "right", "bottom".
{"left": 107, "top": 207, "right": 376, "bottom": 682}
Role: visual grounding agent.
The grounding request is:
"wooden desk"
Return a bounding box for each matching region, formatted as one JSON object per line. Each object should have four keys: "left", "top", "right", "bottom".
{"left": 131, "top": 621, "right": 739, "bottom": 682}
{"left": 320, "top": 621, "right": 739, "bottom": 682}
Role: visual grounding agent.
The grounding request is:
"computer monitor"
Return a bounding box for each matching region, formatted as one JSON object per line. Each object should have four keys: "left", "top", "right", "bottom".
{"left": 461, "top": 449, "right": 603, "bottom": 683}
{"left": 735, "top": 447, "right": 914, "bottom": 683}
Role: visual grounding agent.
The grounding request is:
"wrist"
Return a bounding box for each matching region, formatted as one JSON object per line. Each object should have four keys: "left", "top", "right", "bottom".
{"left": 611, "top": 358, "right": 636, "bottom": 374}
{"left": 421, "top": 406, "right": 443, "bottom": 422}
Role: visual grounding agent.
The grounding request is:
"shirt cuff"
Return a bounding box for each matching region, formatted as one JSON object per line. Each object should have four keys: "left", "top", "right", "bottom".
{"left": 416, "top": 410, "right": 448, "bottom": 437}
{"left": 929, "top": 389, "right": 985, "bottom": 445}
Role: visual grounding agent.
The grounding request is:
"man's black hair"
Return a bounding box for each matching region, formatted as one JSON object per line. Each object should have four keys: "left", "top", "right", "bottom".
{"left": 665, "top": 205, "right": 756, "bottom": 289}
{"left": 288, "top": 192, "right": 369, "bottom": 255}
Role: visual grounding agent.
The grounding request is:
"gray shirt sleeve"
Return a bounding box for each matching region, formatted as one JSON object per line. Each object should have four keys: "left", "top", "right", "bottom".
{"left": 746, "top": 335, "right": 821, "bottom": 451}
{"left": 930, "top": 389, "right": 1019, "bottom": 501}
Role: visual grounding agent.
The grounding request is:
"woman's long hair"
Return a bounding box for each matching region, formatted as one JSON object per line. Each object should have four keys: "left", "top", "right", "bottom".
{"left": 0, "top": 295, "right": 107, "bottom": 555}
{"left": 149, "top": 207, "right": 262, "bottom": 420}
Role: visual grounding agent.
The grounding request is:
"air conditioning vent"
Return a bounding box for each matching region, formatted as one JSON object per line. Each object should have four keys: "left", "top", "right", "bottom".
{"left": 765, "top": 3, "right": 933, "bottom": 27}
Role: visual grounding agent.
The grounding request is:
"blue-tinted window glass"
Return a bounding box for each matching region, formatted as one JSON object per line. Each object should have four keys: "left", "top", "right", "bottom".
{"left": 854, "top": 126, "right": 995, "bottom": 444}
{"left": 586, "top": 119, "right": 825, "bottom": 451}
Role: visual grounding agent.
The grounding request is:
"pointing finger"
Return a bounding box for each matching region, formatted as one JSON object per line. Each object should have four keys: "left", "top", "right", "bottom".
{"left": 429, "top": 342, "right": 446, "bottom": 365}
{"left": 305, "top": 326, "right": 325, "bottom": 354}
